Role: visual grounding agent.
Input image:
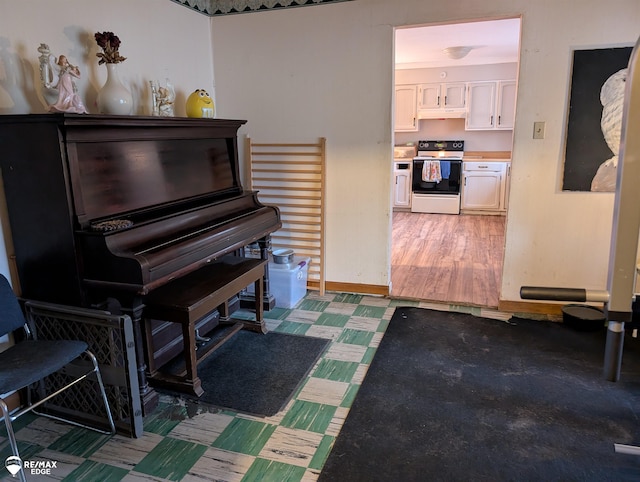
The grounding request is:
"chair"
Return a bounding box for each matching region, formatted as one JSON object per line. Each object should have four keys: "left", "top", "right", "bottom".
{"left": 0, "top": 275, "right": 115, "bottom": 481}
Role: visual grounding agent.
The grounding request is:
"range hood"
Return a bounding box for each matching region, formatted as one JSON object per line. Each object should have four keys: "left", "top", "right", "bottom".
{"left": 417, "top": 108, "right": 466, "bottom": 119}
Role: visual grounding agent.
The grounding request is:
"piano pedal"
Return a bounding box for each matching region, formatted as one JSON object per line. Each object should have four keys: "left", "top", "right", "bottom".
{"left": 195, "top": 329, "right": 211, "bottom": 346}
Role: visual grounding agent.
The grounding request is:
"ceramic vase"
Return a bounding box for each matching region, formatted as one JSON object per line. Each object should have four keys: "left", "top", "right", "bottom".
{"left": 97, "top": 63, "right": 133, "bottom": 115}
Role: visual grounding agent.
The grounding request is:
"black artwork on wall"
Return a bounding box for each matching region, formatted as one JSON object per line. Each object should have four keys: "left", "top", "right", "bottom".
{"left": 562, "top": 46, "right": 632, "bottom": 191}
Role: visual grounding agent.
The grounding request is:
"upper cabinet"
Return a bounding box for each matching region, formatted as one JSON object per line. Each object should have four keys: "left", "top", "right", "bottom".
{"left": 417, "top": 83, "right": 466, "bottom": 118}
{"left": 465, "top": 80, "right": 516, "bottom": 130}
{"left": 394, "top": 85, "right": 418, "bottom": 132}
{"left": 394, "top": 79, "right": 516, "bottom": 132}
{"left": 495, "top": 81, "right": 517, "bottom": 129}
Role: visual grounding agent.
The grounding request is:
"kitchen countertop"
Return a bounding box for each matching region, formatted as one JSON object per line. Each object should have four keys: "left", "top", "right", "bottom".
{"left": 463, "top": 150, "right": 511, "bottom": 161}
{"left": 393, "top": 149, "right": 511, "bottom": 163}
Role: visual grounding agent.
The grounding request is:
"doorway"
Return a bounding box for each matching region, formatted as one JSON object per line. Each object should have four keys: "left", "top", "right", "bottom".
{"left": 391, "top": 18, "right": 521, "bottom": 308}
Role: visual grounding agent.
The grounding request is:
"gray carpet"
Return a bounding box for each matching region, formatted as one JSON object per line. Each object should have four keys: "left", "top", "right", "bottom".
{"left": 320, "top": 307, "right": 640, "bottom": 481}
{"left": 173, "top": 331, "right": 329, "bottom": 417}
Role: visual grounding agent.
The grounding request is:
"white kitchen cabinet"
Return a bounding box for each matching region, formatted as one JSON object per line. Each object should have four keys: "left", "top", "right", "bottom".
{"left": 393, "top": 161, "right": 412, "bottom": 209}
{"left": 394, "top": 85, "right": 418, "bottom": 132}
{"left": 465, "top": 81, "right": 516, "bottom": 130}
{"left": 461, "top": 162, "right": 507, "bottom": 211}
{"left": 496, "top": 81, "right": 517, "bottom": 129}
{"left": 417, "top": 82, "right": 466, "bottom": 118}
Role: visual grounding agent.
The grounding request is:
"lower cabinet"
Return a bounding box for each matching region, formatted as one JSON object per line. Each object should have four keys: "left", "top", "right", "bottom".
{"left": 393, "top": 161, "right": 412, "bottom": 209}
{"left": 461, "top": 162, "right": 507, "bottom": 212}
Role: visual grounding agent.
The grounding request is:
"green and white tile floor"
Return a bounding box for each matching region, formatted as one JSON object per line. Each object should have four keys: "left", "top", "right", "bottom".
{"left": 0, "top": 291, "right": 511, "bottom": 481}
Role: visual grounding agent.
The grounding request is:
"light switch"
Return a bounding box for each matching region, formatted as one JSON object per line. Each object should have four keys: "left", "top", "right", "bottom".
{"left": 533, "top": 121, "right": 545, "bottom": 139}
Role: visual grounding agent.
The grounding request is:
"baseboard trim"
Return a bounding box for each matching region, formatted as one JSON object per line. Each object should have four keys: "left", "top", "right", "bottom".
{"left": 305, "top": 283, "right": 563, "bottom": 316}
{"left": 498, "top": 299, "right": 564, "bottom": 316}
{"left": 307, "top": 281, "right": 389, "bottom": 297}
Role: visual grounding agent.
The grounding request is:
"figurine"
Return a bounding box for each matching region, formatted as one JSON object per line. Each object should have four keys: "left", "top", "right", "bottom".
{"left": 38, "top": 44, "right": 88, "bottom": 114}
{"left": 38, "top": 43, "right": 58, "bottom": 106}
{"left": 186, "top": 89, "right": 215, "bottom": 118}
{"left": 150, "top": 79, "right": 175, "bottom": 117}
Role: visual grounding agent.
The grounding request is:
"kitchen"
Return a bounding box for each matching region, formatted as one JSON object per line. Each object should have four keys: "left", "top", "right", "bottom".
{"left": 391, "top": 18, "right": 520, "bottom": 307}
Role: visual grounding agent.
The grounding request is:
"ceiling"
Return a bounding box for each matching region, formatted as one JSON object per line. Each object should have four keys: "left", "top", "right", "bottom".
{"left": 395, "top": 18, "right": 521, "bottom": 70}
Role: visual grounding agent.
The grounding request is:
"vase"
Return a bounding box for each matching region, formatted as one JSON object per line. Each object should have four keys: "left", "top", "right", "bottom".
{"left": 97, "top": 63, "right": 133, "bottom": 115}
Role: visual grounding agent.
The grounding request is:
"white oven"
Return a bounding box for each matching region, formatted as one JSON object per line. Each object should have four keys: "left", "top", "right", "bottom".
{"left": 411, "top": 140, "right": 464, "bottom": 214}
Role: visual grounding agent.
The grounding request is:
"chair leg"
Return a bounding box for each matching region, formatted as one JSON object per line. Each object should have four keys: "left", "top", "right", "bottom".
{"left": 1, "top": 399, "right": 27, "bottom": 482}
{"left": 31, "top": 350, "right": 116, "bottom": 435}
{"left": 86, "top": 350, "right": 116, "bottom": 435}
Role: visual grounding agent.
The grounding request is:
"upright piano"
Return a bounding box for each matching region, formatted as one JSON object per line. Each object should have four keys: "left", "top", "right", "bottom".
{"left": 0, "top": 114, "right": 281, "bottom": 413}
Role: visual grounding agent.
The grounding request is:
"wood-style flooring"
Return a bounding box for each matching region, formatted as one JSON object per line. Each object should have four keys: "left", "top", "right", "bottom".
{"left": 391, "top": 212, "right": 505, "bottom": 308}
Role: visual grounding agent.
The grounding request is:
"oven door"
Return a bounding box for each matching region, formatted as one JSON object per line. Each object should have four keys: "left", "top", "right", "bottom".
{"left": 412, "top": 158, "right": 462, "bottom": 194}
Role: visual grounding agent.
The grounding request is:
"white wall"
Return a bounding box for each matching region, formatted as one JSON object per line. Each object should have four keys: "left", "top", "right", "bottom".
{"left": 0, "top": 0, "right": 213, "bottom": 117}
{"left": 212, "top": 3, "right": 396, "bottom": 287}
{"left": 210, "top": 0, "right": 640, "bottom": 304}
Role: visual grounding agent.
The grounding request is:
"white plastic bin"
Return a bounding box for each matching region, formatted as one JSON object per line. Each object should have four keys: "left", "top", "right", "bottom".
{"left": 247, "top": 256, "right": 310, "bottom": 309}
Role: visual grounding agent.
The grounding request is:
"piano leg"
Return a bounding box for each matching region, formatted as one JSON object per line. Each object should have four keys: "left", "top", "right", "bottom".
{"left": 239, "top": 237, "right": 276, "bottom": 311}
{"left": 120, "top": 297, "right": 160, "bottom": 416}
{"left": 259, "top": 237, "right": 276, "bottom": 311}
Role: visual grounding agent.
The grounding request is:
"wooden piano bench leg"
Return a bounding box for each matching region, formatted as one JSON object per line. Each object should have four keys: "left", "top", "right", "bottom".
{"left": 218, "top": 300, "right": 231, "bottom": 322}
{"left": 182, "top": 320, "right": 204, "bottom": 397}
{"left": 242, "top": 272, "right": 266, "bottom": 334}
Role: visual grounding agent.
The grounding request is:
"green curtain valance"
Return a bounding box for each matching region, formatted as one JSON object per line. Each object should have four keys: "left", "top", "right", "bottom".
{"left": 171, "top": 0, "right": 354, "bottom": 16}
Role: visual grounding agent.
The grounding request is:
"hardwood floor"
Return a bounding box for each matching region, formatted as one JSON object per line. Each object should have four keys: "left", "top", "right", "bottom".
{"left": 391, "top": 212, "right": 505, "bottom": 308}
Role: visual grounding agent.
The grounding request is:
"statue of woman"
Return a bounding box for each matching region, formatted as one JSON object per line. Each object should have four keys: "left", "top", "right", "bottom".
{"left": 48, "top": 55, "right": 88, "bottom": 114}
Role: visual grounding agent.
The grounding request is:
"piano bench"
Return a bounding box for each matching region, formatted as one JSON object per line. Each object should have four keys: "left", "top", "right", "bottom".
{"left": 143, "top": 256, "right": 267, "bottom": 397}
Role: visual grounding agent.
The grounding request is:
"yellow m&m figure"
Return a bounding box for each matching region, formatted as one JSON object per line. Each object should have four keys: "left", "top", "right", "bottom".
{"left": 186, "top": 89, "right": 215, "bottom": 118}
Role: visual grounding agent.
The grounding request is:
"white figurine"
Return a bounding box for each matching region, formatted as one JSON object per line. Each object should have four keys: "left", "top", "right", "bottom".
{"left": 37, "top": 43, "right": 57, "bottom": 105}
{"left": 150, "top": 79, "right": 175, "bottom": 117}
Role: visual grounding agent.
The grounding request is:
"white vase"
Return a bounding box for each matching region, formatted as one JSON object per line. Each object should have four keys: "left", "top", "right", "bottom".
{"left": 97, "top": 63, "right": 133, "bottom": 115}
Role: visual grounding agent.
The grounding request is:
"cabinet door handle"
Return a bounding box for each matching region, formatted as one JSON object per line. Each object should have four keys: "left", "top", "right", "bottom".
{"left": 437, "top": 95, "right": 440, "bottom": 106}
{"left": 498, "top": 115, "right": 501, "bottom": 126}
{"left": 444, "top": 95, "right": 447, "bottom": 105}
{"left": 490, "top": 115, "right": 494, "bottom": 126}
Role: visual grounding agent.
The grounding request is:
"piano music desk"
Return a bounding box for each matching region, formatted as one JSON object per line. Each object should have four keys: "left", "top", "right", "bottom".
{"left": 143, "top": 256, "right": 267, "bottom": 396}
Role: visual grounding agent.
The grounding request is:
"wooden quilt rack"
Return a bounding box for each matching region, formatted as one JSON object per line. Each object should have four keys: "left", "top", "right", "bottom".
{"left": 246, "top": 137, "right": 326, "bottom": 295}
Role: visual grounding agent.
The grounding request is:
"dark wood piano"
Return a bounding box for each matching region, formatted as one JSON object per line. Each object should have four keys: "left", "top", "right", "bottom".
{"left": 0, "top": 114, "right": 281, "bottom": 413}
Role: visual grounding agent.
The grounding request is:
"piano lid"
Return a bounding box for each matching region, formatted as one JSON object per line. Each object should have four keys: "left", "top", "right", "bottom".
{"left": 54, "top": 114, "right": 247, "bottom": 228}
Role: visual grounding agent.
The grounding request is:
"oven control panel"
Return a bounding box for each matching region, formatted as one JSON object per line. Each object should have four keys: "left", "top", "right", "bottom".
{"left": 417, "top": 140, "right": 464, "bottom": 151}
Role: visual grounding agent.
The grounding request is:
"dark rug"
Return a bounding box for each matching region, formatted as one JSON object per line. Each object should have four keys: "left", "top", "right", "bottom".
{"left": 170, "top": 330, "right": 329, "bottom": 417}
{"left": 320, "top": 307, "right": 640, "bottom": 482}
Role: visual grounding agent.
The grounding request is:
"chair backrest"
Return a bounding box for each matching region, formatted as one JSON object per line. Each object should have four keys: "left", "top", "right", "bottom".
{"left": 0, "top": 274, "right": 28, "bottom": 337}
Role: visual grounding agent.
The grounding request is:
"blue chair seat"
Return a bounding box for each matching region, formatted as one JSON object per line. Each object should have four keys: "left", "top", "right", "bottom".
{"left": 0, "top": 339, "right": 88, "bottom": 394}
